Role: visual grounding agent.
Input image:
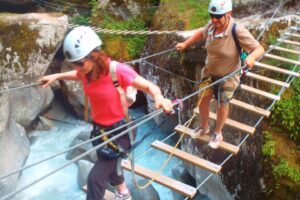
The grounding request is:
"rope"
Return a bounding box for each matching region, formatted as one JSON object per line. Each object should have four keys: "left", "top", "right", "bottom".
{"left": 1, "top": 1, "right": 296, "bottom": 197}
{"left": 0, "top": 63, "right": 243, "bottom": 197}
{"left": 125, "top": 48, "right": 176, "bottom": 65}
{"left": 0, "top": 82, "right": 41, "bottom": 95}
{"left": 0, "top": 48, "right": 175, "bottom": 95}
{"left": 0, "top": 108, "right": 164, "bottom": 200}
{"left": 182, "top": 4, "right": 297, "bottom": 200}
{"left": 71, "top": 24, "right": 179, "bottom": 35}
{"left": 0, "top": 109, "right": 161, "bottom": 181}
{"left": 143, "top": 61, "right": 199, "bottom": 84}
{"left": 129, "top": 114, "right": 197, "bottom": 189}
{"left": 257, "top": 0, "right": 289, "bottom": 41}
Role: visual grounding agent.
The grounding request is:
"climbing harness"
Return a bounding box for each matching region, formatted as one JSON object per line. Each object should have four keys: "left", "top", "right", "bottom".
{"left": 91, "top": 120, "right": 129, "bottom": 159}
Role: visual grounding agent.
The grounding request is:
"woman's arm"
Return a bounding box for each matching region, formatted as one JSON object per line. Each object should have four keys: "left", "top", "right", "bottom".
{"left": 39, "top": 70, "right": 80, "bottom": 88}
{"left": 131, "top": 76, "right": 173, "bottom": 112}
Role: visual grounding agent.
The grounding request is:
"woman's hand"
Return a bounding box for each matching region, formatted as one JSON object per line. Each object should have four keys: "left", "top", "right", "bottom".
{"left": 38, "top": 74, "right": 59, "bottom": 88}
{"left": 154, "top": 94, "right": 174, "bottom": 113}
{"left": 175, "top": 42, "right": 187, "bottom": 52}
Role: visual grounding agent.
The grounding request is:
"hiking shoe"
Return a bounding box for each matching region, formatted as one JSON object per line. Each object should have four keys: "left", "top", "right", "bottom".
{"left": 112, "top": 192, "right": 132, "bottom": 200}
{"left": 190, "top": 127, "right": 209, "bottom": 139}
{"left": 208, "top": 133, "right": 223, "bottom": 149}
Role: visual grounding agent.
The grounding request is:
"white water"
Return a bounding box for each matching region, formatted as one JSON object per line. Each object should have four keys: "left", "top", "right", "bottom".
{"left": 14, "top": 107, "right": 196, "bottom": 200}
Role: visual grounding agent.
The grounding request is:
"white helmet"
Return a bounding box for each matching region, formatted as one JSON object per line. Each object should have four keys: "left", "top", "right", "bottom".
{"left": 208, "top": 0, "right": 232, "bottom": 15}
{"left": 63, "top": 26, "right": 102, "bottom": 62}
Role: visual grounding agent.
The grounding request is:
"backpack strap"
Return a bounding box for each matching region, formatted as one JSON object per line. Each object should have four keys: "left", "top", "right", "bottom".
{"left": 232, "top": 23, "right": 242, "bottom": 54}
{"left": 109, "top": 61, "right": 130, "bottom": 121}
{"left": 109, "top": 61, "right": 135, "bottom": 155}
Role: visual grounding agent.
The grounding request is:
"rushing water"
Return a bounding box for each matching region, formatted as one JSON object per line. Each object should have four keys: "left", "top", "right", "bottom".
{"left": 14, "top": 105, "right": 199, "bottom": 200}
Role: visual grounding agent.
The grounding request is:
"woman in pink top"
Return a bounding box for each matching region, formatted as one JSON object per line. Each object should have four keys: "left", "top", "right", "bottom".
{"left": 39, "top": 26, "right": 173, "bottom": 200}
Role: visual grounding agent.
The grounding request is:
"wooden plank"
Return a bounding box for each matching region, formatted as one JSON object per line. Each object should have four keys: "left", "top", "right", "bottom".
{"left": 82, "top": 186, "right": 115, "bottom": 200}
{"left": 245, "top": 71, "right": 290, "bottom": 88}
{"left": 209, "top": 111, "right": 255, "bottom": 134}
{"left": 240, "top": 84, "right": 280, "bottom": 100}
{"left": 254, "top": 61, "right": 299, "bottom": 77}
{"left": 229, "top": 99, "right": 271, "bottom": 117}
{"left": 277, "top": 38, "right": 300, "bottom": 46}
{"left": 284, "top": 32, "right": 300, "bottom": 39}
{"left": 175, "top": 125, "right": 240, "bottom": 154}
{"left": 193, "top": 109, "right": 256, "bottom": 134}
{"left": 265, "top": 53, "right": 300, "bottom": 66}
{"left": 121, "top": 160, "right": 197, "bottom": 198}
{"left": 270, "top": 45, "right": 300, "bottom": 55}
{"left": 151, "top": 140, "right": 222, "bottom": 173}
{"left": 291, "top": 26, "right": 300, "bottom": 31}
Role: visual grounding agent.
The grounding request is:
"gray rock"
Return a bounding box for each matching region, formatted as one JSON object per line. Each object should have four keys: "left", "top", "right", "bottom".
{"left": 9, "top": 81, "right": 54, "bottom": 128}
{"left": 77, "top": 160, "right": 94, "bottom": 188}
{"left": 66, "top": 128, "right": 97, "bottom": 163}
{"left": 0, "top": 94, "right": 30, "bottom": 198}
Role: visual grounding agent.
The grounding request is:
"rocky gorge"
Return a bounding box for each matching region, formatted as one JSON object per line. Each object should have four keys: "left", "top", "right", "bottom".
{"left": 0, "top": 0, "right": 299, "bottom": 200}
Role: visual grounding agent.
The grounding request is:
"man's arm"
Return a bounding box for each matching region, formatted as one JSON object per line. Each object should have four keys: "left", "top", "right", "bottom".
{"left": 244, "top": 45, "right": 265, "bottom": 69}
{"left": 176, "top": 30, "right": 204, "bottom": 51}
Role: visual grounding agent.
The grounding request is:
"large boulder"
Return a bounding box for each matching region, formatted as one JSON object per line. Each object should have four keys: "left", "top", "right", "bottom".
{"left": 0, "top": 13, "right": 68, "bottom": 91}
{"left": 0, "top": 93, "right": 30, "bottom": 198}
{"left": 0, "top": 13, "right": 68, "bottom": 127}
{"left": 8, "top": 81, "right": 54, "bottom": 128}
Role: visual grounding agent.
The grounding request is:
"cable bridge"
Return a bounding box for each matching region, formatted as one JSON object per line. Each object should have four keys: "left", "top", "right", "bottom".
{"left": 0, "top": 5, "right": 299, "bottom": 200}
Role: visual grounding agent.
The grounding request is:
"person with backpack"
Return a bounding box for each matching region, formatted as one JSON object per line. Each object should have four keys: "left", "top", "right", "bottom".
{"left": 39, "top": 26, "right": 173, "bottom": 200}
{"left": 175, "top": 0, "right": 264, "bottom": 149}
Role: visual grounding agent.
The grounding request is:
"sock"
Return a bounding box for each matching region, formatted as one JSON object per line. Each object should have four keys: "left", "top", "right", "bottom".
{"left": 120, "top": 189, "right": 129, "bottom": 195}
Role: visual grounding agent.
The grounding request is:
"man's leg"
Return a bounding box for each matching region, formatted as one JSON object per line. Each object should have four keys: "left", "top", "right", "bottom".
{"left": 214, "top": 103, "right": 229, "bottom": 134}
{"left": 199, "top": 95, "right": 213, "bottom": 130}
{"left": 209, "top": 76, "right": 239, "bottom": 149}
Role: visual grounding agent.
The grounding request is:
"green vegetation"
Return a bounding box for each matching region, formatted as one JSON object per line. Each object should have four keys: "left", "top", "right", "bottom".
{"left": 101, "top": 15, "right": 147, "bottom": 58}
{"left": 177, "top": 0, "right": 210, "bottom": 28}
{"left": 272, "top": 158, "right": 300, "bottom": 182}
{"left": 0, "top": 20, "right": 40, "bottom": 71}
{"left": 262, "top": 131, "right": 276, "bottom": 159}
{"left": 272, "top": 75, "right": 300, "bottom": 142}
{"left": 70, "top": 1, "right": 152, "bottom": 60}
{"left": 161, "top": 0, "right": 210, "bottom": 29}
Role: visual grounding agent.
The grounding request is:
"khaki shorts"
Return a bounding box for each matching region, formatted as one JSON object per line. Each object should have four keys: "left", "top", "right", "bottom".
{"left": 198, "top": 75, "right": 240, "bottom": 104}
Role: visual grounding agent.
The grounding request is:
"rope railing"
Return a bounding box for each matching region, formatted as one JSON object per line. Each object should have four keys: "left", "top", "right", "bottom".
{"left": 143, "top": 60, "right": 200, "bottom": 84}
{"left": 0, "top": 47, "right": 175, "bottom": 95}
{"left": 183, "top": 4, "right": 299, "bottom": 199}
{"left": 0, "top": 62, "right": 247, "bottom": 200}
{"left": 0, "top": 108, "right": 165, "bottom": 200}
{"left": 0, "top": 109, "right": 162, "bottom": 181}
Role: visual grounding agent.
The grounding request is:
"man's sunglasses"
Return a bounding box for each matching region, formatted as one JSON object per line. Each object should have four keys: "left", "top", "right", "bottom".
{"left": 209, "top": 13, "right": 224, "bottom": 20}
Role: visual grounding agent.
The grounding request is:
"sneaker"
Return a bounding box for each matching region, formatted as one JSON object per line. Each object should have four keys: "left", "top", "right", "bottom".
{"left": 112, "top": 191, "right": 132, "bottom": 200}
{"left": 208, "top": 133, "right": 223, "bottom": 149}
{"left": 190, "top": 127, "right": 209, "bottom": 139}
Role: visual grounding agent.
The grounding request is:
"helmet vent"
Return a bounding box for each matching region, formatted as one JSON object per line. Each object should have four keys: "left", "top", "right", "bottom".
{"left": 211, "top": 6, "right": 217, "bottom": 12}
{"left": 64, "top": 51, "right": 72, "bottom": 60}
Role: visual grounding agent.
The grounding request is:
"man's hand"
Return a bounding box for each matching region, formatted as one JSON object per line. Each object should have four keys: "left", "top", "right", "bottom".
{"left": 244, "top": 55, "right": 255, "bottom": 69}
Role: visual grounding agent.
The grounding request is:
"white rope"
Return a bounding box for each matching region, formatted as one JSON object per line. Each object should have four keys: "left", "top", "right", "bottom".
{"left": 69, "top": 24, "right": 179, "bottom": 35}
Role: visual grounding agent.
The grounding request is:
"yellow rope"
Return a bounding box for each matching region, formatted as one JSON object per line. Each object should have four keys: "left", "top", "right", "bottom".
{"left": 127, "top": 79, "right": 212, "bottom": 189}
{"left": 131, "top": 114, "right": 196, "bottom": 189}
{"left": 196, "top": 77, "right": 211, "bottom": 108}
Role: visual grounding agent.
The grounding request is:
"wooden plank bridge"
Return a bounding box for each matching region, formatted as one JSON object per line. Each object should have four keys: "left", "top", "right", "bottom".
{"left": 83, "top": 25, "right": 300, "bottom": 199}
